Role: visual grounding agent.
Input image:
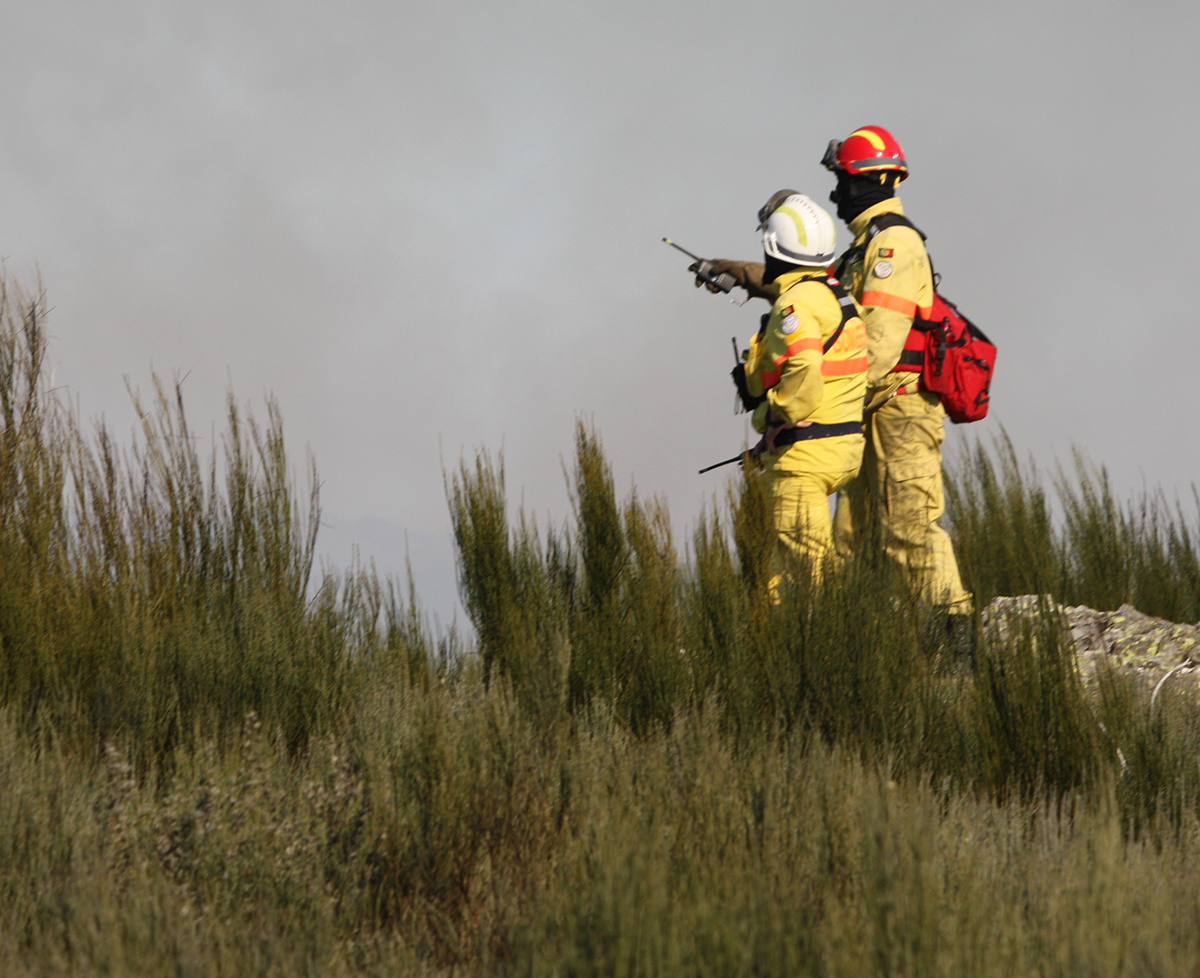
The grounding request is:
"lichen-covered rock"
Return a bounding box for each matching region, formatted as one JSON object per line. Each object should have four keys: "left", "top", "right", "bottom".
{"left": 982, "top": 595, "right": 1200, "bottom": 680}
{"left": 981, "top": 595, "right": 1062, "bottom": 647}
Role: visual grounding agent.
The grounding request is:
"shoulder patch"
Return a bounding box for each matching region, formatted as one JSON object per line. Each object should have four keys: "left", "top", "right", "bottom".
{"left": 873, "top": 261, "right": 893, "bottom": 279}
{"left": 781, "top": 314, "right": 800, "bottom": 334}
{"left": 878, "top": 247, "right": 893, "bottom": 258}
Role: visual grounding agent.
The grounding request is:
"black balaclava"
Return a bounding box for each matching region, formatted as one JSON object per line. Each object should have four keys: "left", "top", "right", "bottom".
{"left": 762, "top": 253, "right": 805, "bottom": 286}
{"left": 829, "top": 170, "right": 899, "bottom": 224}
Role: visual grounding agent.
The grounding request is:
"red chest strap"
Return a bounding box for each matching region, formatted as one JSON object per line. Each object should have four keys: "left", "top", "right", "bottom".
{"left": 892, "top": 327, "right": 926, "bottom": 372}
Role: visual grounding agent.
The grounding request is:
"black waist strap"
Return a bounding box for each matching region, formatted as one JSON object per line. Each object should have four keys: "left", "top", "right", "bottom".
{"left": 772, "top": 421, "right": 863, "bottom": 447}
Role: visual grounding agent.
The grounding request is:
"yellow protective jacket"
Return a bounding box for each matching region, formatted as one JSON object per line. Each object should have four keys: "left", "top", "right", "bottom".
{"left": 743, "top": 268, "right": 868, "bottom": 433}
{"left": 839, "top": 198, "right": 935, "bottom": 407}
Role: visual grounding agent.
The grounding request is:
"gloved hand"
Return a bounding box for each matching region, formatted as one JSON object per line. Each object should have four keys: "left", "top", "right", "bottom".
{"left": 689, "top": 260, "right": 772, "bottom": 300}
{"left": 731, "top": 362, "right": 765, "bottom": 414}
{"left": 750, "top": 413, "right": 813, "bottom": 460}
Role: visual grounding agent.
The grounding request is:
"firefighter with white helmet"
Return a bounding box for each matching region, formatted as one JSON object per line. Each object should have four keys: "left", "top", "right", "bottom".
{"left": 822, "top": 126, "right": 972, "bottom": 617}
{"left": 738, "top": 192, "right": 868, "bottom": 594}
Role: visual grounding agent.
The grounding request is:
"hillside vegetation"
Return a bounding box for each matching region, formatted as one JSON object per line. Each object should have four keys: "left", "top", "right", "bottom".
{"left": 3, "top": 279, "right": 1200, "bottom": 976}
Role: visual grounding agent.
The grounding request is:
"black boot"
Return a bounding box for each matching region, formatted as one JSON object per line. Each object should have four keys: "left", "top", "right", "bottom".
{"left": 945, "top": 613, "right": 975, "bottom": 660}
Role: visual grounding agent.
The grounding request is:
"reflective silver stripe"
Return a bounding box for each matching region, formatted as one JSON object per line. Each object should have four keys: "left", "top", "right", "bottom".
{"left": 776, "top": 242, "right": 835, "bottom": 264}
{"left": 851, "top": 155, "right": 906, "bottom": 170}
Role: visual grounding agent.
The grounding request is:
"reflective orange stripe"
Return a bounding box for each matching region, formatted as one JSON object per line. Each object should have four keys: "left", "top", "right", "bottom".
{"left": 821, "top": 357, "right": 869, "bottom": 376}
{"left": 761, "top": 369, "right": 781, "bottom": 387}
{"left": 773, "top": 337, "right": 822, "bottom": 365}
{"left": 861, "top": 290, "right": 917, "bottom": 317}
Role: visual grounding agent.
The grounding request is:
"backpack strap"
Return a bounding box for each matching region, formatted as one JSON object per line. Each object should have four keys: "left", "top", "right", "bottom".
{"left": 833, "top": 212, "right": 926, "bottom": 280}
{"left": 820, "top": 277, "right": 859, "bottom": 353}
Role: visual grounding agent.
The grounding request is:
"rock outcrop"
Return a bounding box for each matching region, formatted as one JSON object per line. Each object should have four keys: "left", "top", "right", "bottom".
{"left": 982, "top": 595, "right": 1200, "bottom": 680}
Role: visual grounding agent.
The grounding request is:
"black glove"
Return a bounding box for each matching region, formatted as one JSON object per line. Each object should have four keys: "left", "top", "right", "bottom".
{"left": 731, "top": 363, "right": 765, "bottom": 414}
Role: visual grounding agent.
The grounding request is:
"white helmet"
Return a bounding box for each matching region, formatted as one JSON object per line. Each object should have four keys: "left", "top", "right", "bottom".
{"left": 760, "top": 193, "right": 836, "bottom": 267}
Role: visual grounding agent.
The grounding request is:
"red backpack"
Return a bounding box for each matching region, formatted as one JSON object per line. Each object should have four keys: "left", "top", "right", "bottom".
{"left": 911, "top": 293, "right": 995, "bottom": 423}
{"left": 837, "top": 214, "right": 996, "bottom": 424}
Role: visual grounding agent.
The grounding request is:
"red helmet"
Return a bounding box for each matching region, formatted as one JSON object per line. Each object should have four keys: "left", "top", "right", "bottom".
{"left": 821, "top": 126, "right": 908, "bottom": 181}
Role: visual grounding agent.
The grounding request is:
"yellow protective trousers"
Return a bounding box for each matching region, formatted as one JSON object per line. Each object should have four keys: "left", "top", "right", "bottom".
{"left": 832, "top": 391, "right": 972, "bottom": 613}
{"left": 765, "top": 432, "right": 863, "bottom": 597}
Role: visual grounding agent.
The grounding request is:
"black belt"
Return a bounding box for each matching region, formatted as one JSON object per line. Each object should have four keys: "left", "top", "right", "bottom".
{"left": 771, "top": 421, "right": 863, "bottom": 447}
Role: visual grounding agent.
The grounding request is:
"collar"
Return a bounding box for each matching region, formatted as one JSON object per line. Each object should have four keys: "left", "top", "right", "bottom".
{"left": 848, "top": 196, "right": 906, "bottom": 239}
{"left": 770, "top": 267, "right": 828, "bottom": 298}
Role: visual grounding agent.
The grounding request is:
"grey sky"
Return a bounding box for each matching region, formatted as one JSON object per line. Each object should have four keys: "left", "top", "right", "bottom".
{"left": 2, "top": 0, "right": 1197, "bottom": 626}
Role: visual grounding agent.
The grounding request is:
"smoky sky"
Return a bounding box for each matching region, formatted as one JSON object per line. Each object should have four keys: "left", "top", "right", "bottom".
{"left": 1, "top": 0, "right": 1197, "bottom": 626}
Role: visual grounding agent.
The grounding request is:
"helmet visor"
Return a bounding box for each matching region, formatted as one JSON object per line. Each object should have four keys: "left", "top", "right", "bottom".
{"left": 756, "top": 189, "right": 800, "bottom": 231}
{"left": 820, "top": 139, "right": 842, "bottom": 171}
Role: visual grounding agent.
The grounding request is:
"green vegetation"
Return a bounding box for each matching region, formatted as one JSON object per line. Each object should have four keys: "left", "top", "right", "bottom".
{"left": 3, "top": 277, "right": 1200, "bottom": 975}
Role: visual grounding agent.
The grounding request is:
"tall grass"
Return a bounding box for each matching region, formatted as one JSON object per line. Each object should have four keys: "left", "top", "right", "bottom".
{"left": 5, "top": 275, "right": 1200, "bottom": 974}
{"left": 0, "top": 279, "right": 392, "bottom": 767}
{"left": 945, "top": 431, "right": 1200, "bottom": 620}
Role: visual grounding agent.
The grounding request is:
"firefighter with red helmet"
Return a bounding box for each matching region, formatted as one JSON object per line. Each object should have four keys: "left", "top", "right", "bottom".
{"left": 822, "top": 126, "right": 971, "bottom": 616}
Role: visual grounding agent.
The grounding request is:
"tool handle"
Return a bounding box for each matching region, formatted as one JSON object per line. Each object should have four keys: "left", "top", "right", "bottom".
{"left": 698, "top": 452, "right": 745, "bottom": 475}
